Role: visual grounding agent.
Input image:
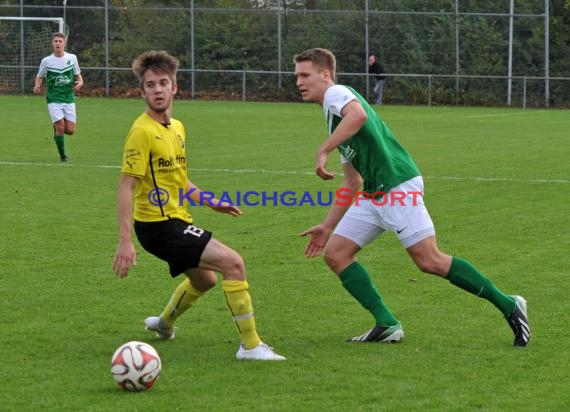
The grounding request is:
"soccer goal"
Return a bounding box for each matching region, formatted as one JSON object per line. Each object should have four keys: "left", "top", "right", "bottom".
{"left": 0, "top": 17, "right": 65, "bottom": 94}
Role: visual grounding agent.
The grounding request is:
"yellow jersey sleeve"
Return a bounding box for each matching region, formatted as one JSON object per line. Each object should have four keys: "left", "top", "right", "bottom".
{"left": 121, "top": 125, "right": 151, "bottom": 177}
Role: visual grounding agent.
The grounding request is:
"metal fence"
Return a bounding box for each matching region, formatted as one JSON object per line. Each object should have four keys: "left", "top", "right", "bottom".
{"left": 56, "top": 66, "right": 569, "bottom": 109}
{"left": 1, "top": 0, "right": 568, "bottom": 108}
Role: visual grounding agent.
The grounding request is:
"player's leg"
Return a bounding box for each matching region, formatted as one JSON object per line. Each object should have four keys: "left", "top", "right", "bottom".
{"left": 199, "top": 238, "right": 285, "bottom": 360}
{"left": 63, "top": 103, "right": 77, "bottom": 135}
{"left": 136, "top": 220, "right": 212, "bottom": 340}
{"left": 53, "top": 120, "right": 67, "bottom": 161}
{"left": 406, "top": 237, "right": 530, "bottom": 345}
{"left": 48, "top": 104, "right": 67, "bottom": 161}
{"left": 163, "top": 270, "right": 216, "bottom": 323}
{"left": 406, "top": 235, "right": 516, "bottom": 312}
{"left": 392, "top": 177, "right": 530, "bottom": 345}
{"left": 330, "top": 204, "right": 403, "bottom": 343}
{"left": 64, "top": 120, "right": 76, "bottom": 135}
{"left": 53, "top": 119, "right": 65, "bottom": 136}
{"left": 145, "top": 269, "right": 216, "bottom": 340}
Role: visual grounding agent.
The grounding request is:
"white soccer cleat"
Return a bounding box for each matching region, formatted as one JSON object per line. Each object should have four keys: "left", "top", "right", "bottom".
{"left": 144, "top": 316, "right": 176, "bottom": 340}
{"left": 506, "top": 295, "right": 531, "bottom": 347}
{"left": 236, "top": 342, "right": 286, "bottom": 361}
{"left": 347, "top": 322, "right": 404, "bottom": 343}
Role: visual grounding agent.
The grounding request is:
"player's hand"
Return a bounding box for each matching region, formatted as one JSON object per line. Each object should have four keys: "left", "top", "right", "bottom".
{"left": 210, "top": 201, "right": 242, "bottom": 217}
{"left": 33, "top": 85, "right": 41, "bottom": 94}
{"left": 74, "top": 80, "right": 83, "bottom": 91}
{"left": 113, "top": 239, "right": 137, "bottom": 278}
{"left": 316, "top": 151, "right": 336, "bottom": 181}
{"left": 299, "top": 224, "right": 332, "bottom": 258}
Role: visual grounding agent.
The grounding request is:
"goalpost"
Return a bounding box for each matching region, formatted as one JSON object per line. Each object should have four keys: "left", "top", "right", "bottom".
{"left": 0, "top": 17, "right": 64, "bottom": 94}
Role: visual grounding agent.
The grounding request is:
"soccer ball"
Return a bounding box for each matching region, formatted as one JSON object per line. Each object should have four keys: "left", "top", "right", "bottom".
{"left": 110, "top": 341, "right": 161, "bottom": 392}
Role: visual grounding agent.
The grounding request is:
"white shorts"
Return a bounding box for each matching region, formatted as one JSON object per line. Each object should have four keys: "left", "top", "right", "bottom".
{"left": 47, "top": 103, "right": 77, "bottom": 123}
{"left": 333, "top": 176, "right": 435, "bottom": 249}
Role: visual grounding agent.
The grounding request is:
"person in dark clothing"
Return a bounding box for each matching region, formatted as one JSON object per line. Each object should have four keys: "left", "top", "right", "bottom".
{"left": 368, "top": 54, "right": 386, "bottom": 105}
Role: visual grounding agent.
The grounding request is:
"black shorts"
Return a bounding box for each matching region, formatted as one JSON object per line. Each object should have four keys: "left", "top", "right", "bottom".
{"left": 134, "top": 219, "right": 212, "bottom": 277}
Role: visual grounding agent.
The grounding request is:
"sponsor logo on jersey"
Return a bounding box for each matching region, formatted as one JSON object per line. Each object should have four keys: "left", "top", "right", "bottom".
{"left": 54, "top": 75, "right": 72, "bottom": 86}
{"left": 338, "top": 144, "right": 356, "bottom": 162}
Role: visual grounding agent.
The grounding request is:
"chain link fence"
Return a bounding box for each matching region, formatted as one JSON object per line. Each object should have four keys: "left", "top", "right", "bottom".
{"left": 1, "top": 0, "right": 568, "bottom": 108}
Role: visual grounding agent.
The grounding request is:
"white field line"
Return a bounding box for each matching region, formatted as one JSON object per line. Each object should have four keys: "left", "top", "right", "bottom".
{"left": 0, "top": 161, "right": 568, "bottom": 184}
{"left": 461, "top": 110, "right": 548, "bottom": 118}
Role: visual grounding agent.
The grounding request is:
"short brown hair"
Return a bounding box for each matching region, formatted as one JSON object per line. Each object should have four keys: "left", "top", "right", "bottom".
{"left": 293, "top": 48, "right": 336, "bottom": 77}
{"left": 131, "top": 50, "right": 180, "bottom": 86}
{"left": 52, "top": 32, "right": 66, "bottom": 40}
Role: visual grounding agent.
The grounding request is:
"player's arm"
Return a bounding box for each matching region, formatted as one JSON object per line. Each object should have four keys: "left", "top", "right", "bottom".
{"left": 72, "top": 55, "right": 83, "bottom": 91}
{"left": 34, "top": 59, "right": 47, "bottom": 94}
{"left": 113, "top": 174, "right": 139, "bottom": 278}
{"left": 74, "top": 73, "right": 84, "bottom": 91}
{"left": 315, "top": 100, "right": 367, "bottom": 180}
{"left": 185, "top": 179, "right": 242, "bottom": 217}
{"left": 33, "top": 76, "right": 43, "bottom": 94}
{"left": 300, "top": 162, "right": 362, "bottom": 257}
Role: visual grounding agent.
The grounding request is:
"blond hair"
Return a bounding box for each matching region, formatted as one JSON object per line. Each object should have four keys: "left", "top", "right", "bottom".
{"left": 293, "top": 48, "right": 336, "bottom": 78}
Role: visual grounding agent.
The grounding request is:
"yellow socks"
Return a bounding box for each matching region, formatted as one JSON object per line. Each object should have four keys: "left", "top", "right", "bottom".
{"left": 222, "top": 280, "right": 261, "bottom": 350}
{"left": 159, "top": 278, "right": 262, "bottom": 350}
{"left": 160, "top": 277, "right": 204, "bottom": 328}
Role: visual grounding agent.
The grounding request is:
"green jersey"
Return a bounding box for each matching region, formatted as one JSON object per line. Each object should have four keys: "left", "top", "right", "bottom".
{"left": 323, "top": 85, "right": 420, "bottom": 194}
{"left": 37, "top": 52, "right": 81, "bottom": 104}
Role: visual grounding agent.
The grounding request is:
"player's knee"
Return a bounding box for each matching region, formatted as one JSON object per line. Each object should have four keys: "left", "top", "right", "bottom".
{"left": 415, "top": 256, "right": 448, "bottom": 276}
{"left": 221, "top": 252, "right": 246, "bottom": 279}
{"left": 416, "top": 259, "right": 437, "bottom": 275}
{"left": 323, "top": 249, "right": 349, "bottom": 273}
{"left": 201, "top": 275, "right": 218, "bottom": 290}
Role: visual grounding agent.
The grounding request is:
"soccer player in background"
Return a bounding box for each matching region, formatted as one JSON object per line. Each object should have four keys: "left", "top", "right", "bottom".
{"left": 33, "top": 32, "right": 83, "bottom": 162}
{"left": 112, "top": 50, "right": 285, "bottom": 361}
{"left": 294, "top": 48, "right": 531, "bottom": 346}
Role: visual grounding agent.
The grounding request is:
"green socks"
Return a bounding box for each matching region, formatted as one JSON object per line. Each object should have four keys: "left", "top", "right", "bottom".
{"left": 447, "top": 256, "right": 515, "bottom": 316}
{"left": 340, "top": 261, "right": 399, "bottom": 327}
{"left": 338, "top": 257, "right": 515, "bottom": 326}
{"left": 54, "top": 135, "right": 65, "bottom": 159}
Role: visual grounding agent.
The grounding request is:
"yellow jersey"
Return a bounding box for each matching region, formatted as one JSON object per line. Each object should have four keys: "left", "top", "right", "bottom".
{"left": 121, "top": 112, "right": 193, "bottom": 223}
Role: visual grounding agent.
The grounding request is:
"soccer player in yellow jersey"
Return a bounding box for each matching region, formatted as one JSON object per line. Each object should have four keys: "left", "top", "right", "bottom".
{"left": 112, "top": 51, "right": 284, "bottom": 361}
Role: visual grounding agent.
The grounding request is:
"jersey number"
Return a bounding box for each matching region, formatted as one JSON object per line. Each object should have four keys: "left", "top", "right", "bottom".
{"left": 183, "top": 225, "right": 204, "bottom": 238}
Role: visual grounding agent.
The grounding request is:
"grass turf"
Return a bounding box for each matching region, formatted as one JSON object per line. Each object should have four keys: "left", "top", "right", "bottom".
{"left": 0, "top": 95, "right": 569, "bottom": 411}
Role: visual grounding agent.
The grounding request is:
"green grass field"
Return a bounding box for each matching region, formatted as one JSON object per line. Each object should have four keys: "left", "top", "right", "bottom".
{"left": 1, "top": 95, "right": 569, "bottom": 411}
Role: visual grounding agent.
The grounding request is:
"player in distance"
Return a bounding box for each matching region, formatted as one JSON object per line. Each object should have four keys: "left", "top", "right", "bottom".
{"left": 34, "top": 32, "right": 83, "bottom": 162}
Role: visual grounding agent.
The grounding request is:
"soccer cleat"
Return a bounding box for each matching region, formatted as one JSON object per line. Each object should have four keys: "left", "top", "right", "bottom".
{"left": 506, "top": 295, "right": 531, "bottom": 347}
{"left": 60, "top": 155, "right": 68, "bottom": 162}
{"left": 236, "top": 342, "right": 286, "bottom": 361}
{"left": 144, "top": 316, "right": 176, "bottom": 340}
{"left": 347, "top": 322, "right": 404, "bottom": 343}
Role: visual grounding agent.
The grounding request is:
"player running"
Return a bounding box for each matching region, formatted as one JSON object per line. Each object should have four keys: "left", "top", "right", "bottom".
{"left": 294, "top": 48, "right": 531, "bottom": 347}
{"left": 34, "top": 32, "right": 83, "bottom": 162}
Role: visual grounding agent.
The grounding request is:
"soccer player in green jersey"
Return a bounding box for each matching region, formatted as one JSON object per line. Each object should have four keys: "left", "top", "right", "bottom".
{"left": 112, "top": 51, "right": 284, "bottom": 361}
{"left": 33, "top": 32, "right": 83, "bottom": 162}
{"left": 294, "top": 48, "right": 531, "bottom": 347}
